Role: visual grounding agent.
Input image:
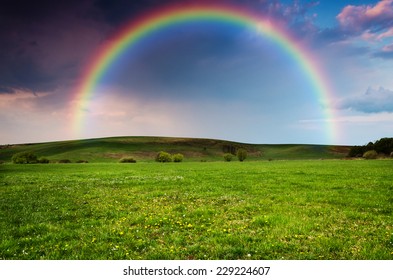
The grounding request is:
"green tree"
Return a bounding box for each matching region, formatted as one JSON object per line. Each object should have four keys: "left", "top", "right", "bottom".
{"left": 236, "top": 148, "right": 248, "bottom": 162}
{"left": 173, "top": 153, "right": 184, "bottom": 162}
{"left": 223, "top": 153, "right": 233, "bottom": 162}
{"left": 155, "top": 151, "right": 172, "bottom": 162}
{"left": 374, "top": 138, "right": 393, "bottom": 154}
{"left": 348, "top": 145, "right": 366, "bottom": 157}
{"left": 12, "top": 152, "right": 38, "bottom": 164}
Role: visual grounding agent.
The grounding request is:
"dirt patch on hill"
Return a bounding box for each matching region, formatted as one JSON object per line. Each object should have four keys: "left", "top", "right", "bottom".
{"left": 329, "top": 146, "right": 351, "bottom": 156}
{"left": 103, "top": 151, "right": 157, "bottom": 160}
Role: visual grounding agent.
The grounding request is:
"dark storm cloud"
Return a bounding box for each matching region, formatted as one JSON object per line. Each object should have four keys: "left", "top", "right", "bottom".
{"left": 0, "top": 0, "right": 107, "bottom": 94}
{"left": 0, "top": 0, "right": 211, "bottom": 94}
{"left": 93, "top": 0, "right": 319, "bottom": 26}
{"left": 0, "top": 86, "right": 16, "bottom": 94}
{"left": 2, "top": 0, "right": 63, "bottom": 21}
{"left": 93, "top": 0, "right": 178, "bottom": 25}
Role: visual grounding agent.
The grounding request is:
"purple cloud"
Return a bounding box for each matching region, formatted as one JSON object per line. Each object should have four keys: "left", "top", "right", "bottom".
{"left": 0, "top": 86, "right": 16, "bottom": 94}
{"left": 0, "top": 0, "right": 110, "bottom": 94}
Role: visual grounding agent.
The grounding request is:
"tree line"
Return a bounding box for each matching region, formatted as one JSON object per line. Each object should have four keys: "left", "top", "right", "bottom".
{"left": 348, "top": 137, "right": 393, "bottom": 158}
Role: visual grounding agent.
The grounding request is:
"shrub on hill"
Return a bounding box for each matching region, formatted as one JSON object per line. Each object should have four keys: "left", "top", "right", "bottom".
{"left": 223, "top": 153, "right": 233, "bottom": 162}
{"left": 38, "top": 158, "right": 50, "bottom": 164}
{"left": 236, "top": 148, "right": 248, "bottom": 162}
{"left": 155, "top": 151, "right": 172, "bottom": 162}
{"left": 12, "top": 152, "right": 38, "bottom": 164}
{"left": 363, "top": 150, "right": 378, "bottom": 160}
{"left": 119, "top": 157, "right": 136, "bottom": 163}
{"left": 173, "top": 153, "right": 184, "bottom": 162}
{"left": 58, "top": 159, "right": 71, "bottom": 163}
{"left": 76, "top": 160, "right": 89, "bottom": 163}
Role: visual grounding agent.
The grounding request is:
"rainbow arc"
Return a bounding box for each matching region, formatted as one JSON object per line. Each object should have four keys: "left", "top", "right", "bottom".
{"left": 73, "top": 4, "right": 337, "bottom": 143}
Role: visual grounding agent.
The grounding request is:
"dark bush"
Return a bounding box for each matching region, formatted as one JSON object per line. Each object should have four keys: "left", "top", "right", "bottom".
{"left": 12, "top": 152, "right": 38, "bottom": 164}
{"left": 348, "top": 145, "right": 366, "bottom": 157}
{"left": 38, "top": 158, "right": 50, "bottom": 164}
{"left": 119, "top": 157, "right": 136, "bottom": 163}
{"left": 58, "top": 159, "right": 71, "bottom": 163}
{"left": 155, "top": 151, "right": 172, "bottom": 162}
{"left": 76, "top": 160, "right": 89, "bottom": 163}
{"left": 173, "top": 153, "right": 184, "bottom": 162}
{"left": 223, "top": 153, "right": 233, "bottom": 162}
{"left": 236, "top": 148, "right": 248, "bottom": 162}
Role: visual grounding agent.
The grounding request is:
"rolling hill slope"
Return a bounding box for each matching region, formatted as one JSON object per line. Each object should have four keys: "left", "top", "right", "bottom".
{"left": 0, "top": 136, "right": 351, "bottom": 163}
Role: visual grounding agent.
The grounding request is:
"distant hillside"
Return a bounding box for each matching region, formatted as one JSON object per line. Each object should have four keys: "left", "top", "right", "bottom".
{"left": 0, "top": 136, "right": 351, "bottom": 163}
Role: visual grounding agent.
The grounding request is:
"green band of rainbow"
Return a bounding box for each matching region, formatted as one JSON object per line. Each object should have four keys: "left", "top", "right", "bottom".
{"left": 73, "top": 4, "right": 336, "bottom": 142}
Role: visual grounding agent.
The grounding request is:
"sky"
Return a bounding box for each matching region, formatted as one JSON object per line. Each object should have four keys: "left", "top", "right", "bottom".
{"left": 1, "top": 0, "right": 393, "bottom": 145}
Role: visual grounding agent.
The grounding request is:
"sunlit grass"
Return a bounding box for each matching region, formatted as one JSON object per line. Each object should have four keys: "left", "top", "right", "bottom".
{"left": 0, "top": 160, "right": 392, "bottom": 259}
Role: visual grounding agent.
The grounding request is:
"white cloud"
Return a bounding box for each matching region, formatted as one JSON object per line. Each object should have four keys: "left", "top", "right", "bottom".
{"left": 0, "top": 89, "right": 74, "bottom": 144}
{"left": 337, "top": 86, "right": 393, "bottom": 113}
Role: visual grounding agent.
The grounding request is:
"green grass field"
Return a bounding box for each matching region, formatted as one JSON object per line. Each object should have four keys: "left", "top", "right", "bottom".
{"left": 1, "top": 160, "right": 392, "bottom": 260}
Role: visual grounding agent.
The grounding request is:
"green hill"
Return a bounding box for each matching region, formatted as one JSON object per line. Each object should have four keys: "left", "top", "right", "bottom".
{"left": 0, "top": 136, "right": 351, "bottom": 163}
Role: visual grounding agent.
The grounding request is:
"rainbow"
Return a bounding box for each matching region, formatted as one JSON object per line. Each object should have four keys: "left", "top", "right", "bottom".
{"left": 73, "top": 4, "right": 336, "bottom": 142}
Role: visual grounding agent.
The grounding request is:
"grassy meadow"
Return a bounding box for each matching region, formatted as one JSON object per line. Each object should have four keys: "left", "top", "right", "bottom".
{"left": 1, "top": 160, "right": 392, "bottom": 260}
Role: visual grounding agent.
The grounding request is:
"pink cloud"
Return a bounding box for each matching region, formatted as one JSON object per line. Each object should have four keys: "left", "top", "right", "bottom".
{"left": 382, "top": 43, "right": 393, "bottom": 52}
{"left": 360, "top": 27, "right": 393, "bottom": 41}
{"left": 337, "top": 0, "right": 393, "bottom": 31}
{"left": 377, "top": 27, "right": 393, "bottom": 39}
{"left": 361, "top": 30, "right": 377, "bottom": 41}
{"left": 365, "top": 0, "right": 393, "bottom": 18}
{"left": 336, "top": 0, "right": 393, "bottom": 59}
